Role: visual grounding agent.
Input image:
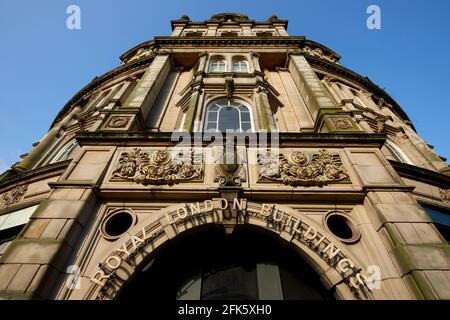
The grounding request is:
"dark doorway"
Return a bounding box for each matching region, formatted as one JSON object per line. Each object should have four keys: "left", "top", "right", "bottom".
{"left": 119, "top": 226, "right": 333, "bottom": 300}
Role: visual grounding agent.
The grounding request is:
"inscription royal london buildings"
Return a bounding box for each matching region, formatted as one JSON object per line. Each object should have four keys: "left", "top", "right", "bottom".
{"left": 90, "top": 198, "right": 371, "bottom": 299}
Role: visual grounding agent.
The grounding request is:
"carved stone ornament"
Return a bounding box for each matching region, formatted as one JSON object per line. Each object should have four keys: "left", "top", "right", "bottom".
{"left": 106, "top": 116, "right": 131, "bottom": 129}
{"left": 0, "top": 184, "right": 28, "bottom": 207}
{"left": 258, "top": 150, "right": 350, "bottom": 187}
{"left": 329, "top": 117, "right": 353, "bottom": 130}
{"left": 439, "top": 189, "right": 449, "bottom": 203}
{"left": 302, "top": 45, "right": 339, "bottom": 63}
{"left": 111, "top": 148, "right": 203, "bottom": 185}
{"left": 225, "top": 79, "right": 234, "bottom": 98}
{"left": 213, "top": 142, "right": 247, "bottom": 187}
{"left": 127, "top": 47, "right": 155, "bottom": 63}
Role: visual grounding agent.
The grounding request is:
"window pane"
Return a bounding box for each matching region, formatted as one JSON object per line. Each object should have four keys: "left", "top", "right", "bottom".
{"left": 206, "top": 122, "right": 217, "bottom": 131}
{"left": 421, "top": 204, "right": 450, "bottom": 242}
{"left": 219, "top": 107, "right": 240, "bottom": 132}
{"left": 242, "top": 122, "right": 252, "bottom": 132}
{"left": 241, "top": 111, "right": 250, "bottom": 122}
{"left": 210, "top": 64, "right": 218, "bottom": 72}
{"left": 233, "top": 60, "right": 248, "bottom": 73}
{"left": 207, "top": 111, "right": 218, "bottom": 121}
{"left": 210, "top": 60, "right": 226, "bottom": 72}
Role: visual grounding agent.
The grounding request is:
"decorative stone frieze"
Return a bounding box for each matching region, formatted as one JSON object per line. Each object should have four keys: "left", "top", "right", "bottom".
{"left": 258, "top": 150, "right": 350, "bottom": 186}
{"left": 110, "top": 148, "right": 203, "bottom": 185}
{"left": 0, "top": 184, "right": 28, "bottom": 207}
{"left": 329, "top": 117, "right": 353, "bottom": 130}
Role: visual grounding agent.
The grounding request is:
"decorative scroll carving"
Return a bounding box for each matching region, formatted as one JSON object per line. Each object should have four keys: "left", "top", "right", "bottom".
{"left": 75, "top": 112, "right": 102, "bottom": 132}
{"left": 111, "top": 148, "right": 203, "bottom": 185}
{"left": 214, "top": 143, "right": 246, "bottom": 187}
{"left": 302, "top": 45, "right": 339, "bottom": 63}
{"left": 0, "top": 185, "right": 28, "bottom": 207}
{"left": 258, "top": 150, "right": 350, "bottom": 187}
{"left": 329, "top": 117, "right": 353, "bottom": 130}
{"left": 105, "top": 116, "right": 131, "bottom": 129}
{"left": 225, "top": 79, "right": 234, "bottom": 98}
{"left": 214, "top": 165, "right": 246, "bottom": 187}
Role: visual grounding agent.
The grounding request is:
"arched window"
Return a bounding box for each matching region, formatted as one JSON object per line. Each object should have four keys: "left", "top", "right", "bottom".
{"left": 205, "top": 100, "right": 253, "bottom": 132}
{"left": 384, "top": 140, "right": 413, "bottom": 164}
{"left": 50, "top": 139, "right": 79, "bottom": 164}
{"left": 209, "top": 58, "right": 226, "bottom": 72}
{"left": 232, "top": 58, "right": 249, "bottom": 73}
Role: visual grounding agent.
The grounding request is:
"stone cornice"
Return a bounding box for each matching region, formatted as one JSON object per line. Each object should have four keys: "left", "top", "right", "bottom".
{"left": 307, "top": 56, "right": 415, "bottom": 131}
{"left": 154, "top": 36, "right": 305, "bottom": 47}
{"left": 390, "top": 160, "right": 450, "bottom": 189}
{"left": 0, "top": 160, "right": 71, "bottom": 191}
{"left": 75, "top": 132, "right": 387, "bottom": 148}
{"left": 120, "top": 36, "right": 340, "bottom": 63}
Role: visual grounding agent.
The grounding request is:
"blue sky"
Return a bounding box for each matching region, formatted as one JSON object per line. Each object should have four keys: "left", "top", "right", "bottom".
{"left": 0, "top": 0, "right": 449, "bottom": 173}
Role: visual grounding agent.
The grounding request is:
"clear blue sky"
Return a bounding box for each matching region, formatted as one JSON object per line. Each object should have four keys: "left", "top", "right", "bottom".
{"left": 0, "top": 0, "right": 449, "bottom": 173}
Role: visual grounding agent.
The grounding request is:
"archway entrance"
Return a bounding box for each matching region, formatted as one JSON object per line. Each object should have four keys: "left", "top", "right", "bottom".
{"left": 119, "top": 225, "right": 333, "bottom": 300}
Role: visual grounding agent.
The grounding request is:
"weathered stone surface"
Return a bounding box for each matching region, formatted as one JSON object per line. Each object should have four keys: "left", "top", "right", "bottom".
{"left": 0, "top": 239, "right": 69, "bottom": 270}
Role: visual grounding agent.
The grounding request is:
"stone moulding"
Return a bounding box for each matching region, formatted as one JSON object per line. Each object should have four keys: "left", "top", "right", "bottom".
{"left": 258, "top": 149, "right": 350, "bottom": 187}
{"left": 110, "top": 148, "right": 203, "bottom": 186}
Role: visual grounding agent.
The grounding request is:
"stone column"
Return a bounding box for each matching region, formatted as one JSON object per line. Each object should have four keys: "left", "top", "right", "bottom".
{"left": 349, "top": 148, "right": 450, "bottom": 299}
{"left": 254, "top": 87, "right": 271, "bottom": 132}
{"left": 366, "top": 190, "right": 450, "bottom": 299}
{"left": 99, "top": 53, "right": 171, "bottom": 132}
{"left": 183, "top": 52, "right": 208, "bottom": 132}
{"left": 250, "top": 52, "right": 262, "bottom": 73}
{"left": 288, "top": 53, "right": 360, "bottom": 133}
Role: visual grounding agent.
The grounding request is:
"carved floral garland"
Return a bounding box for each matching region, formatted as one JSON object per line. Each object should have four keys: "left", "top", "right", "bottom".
{"left": 0, "top": 185, "right": 28, "bottom": 207}
{"left": 110, "top": 148, "right": 203, "bottom": 186}
{"left": 258, "top": 150, "right": 350, "bottom": 187}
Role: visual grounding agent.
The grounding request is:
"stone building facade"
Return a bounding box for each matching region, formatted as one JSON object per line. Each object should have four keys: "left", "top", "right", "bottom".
{"left": 0, "top": 13, "right": 449, "bottom": 300}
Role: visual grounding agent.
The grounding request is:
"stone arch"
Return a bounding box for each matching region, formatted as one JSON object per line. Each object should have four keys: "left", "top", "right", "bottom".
{"left": 83, "top": 200, "right": 374, "bottom": 300}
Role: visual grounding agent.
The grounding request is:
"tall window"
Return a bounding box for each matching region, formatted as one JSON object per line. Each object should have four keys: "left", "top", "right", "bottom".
{"left": 384, "top": 140, "right": 413, "bottom": 164}
{"left": 209, "top": 58, "right": 226, "bottom": 72}
{"left": 205, "top": 100, "right": 253, "bottom": 132}
{"left": 50, "top": 139, "right": 79, "bottom": 164}
{"left": 232, "top": 59, "right": 249, "bottom": 73}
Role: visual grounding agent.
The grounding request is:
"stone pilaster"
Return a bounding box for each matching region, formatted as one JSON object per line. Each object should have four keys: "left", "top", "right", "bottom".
{"left": 100, "top": 54, "right": 171, "bottom": 132}
{"left": 288, "top": 53, "right": 360, "bottom": 133}
{"left": 183, "top": 52, "right": 207, "bottom": 132}
{"left": 0, "top": 146, "right": 115, "bottom": 299}
{"left": 254, "top": 87, "right": 271, "bottom": 131}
